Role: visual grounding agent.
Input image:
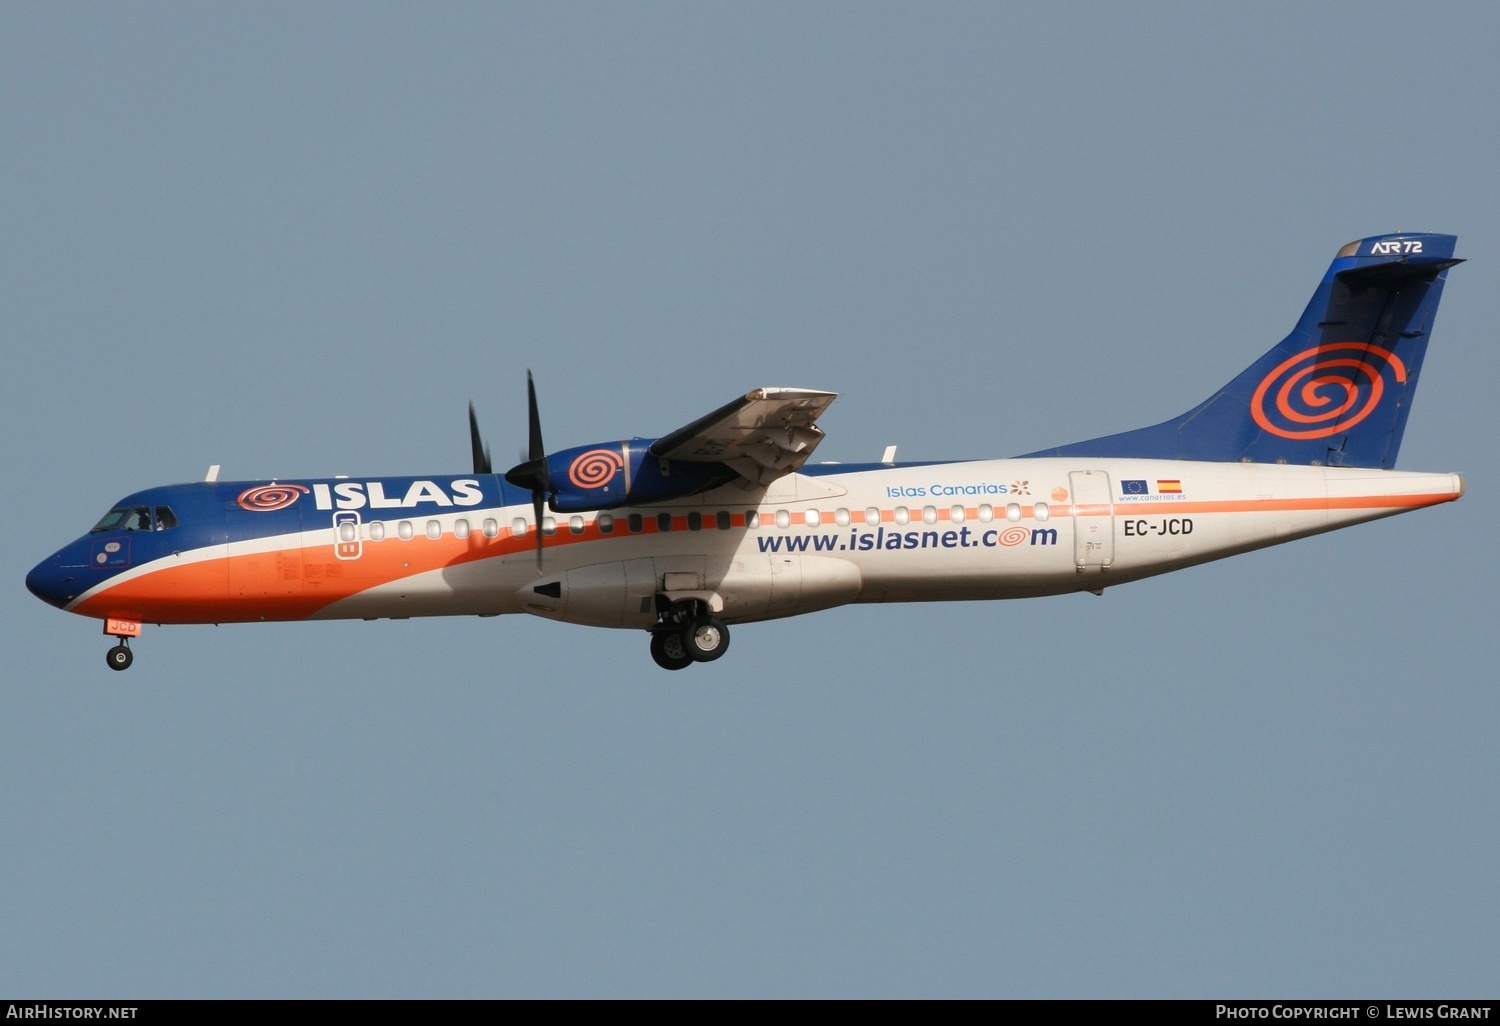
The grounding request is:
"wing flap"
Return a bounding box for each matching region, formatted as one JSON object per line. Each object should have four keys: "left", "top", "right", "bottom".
{"left": 649, "top": 388, "right": 838, "bottom": 485}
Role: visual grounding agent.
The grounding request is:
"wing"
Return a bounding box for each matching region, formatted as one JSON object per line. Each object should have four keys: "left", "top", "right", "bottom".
{"left": 648, "top": 388, "right": 838, "bottom": 486}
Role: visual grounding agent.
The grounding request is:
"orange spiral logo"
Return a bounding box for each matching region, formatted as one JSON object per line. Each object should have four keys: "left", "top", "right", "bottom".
{"left": 236, "top": 483, "right": 309, "bottom": 511}
{"left": 997, "top": 525, "right": 1030, "bottom": 547}
{"left": 568, "top": 449, "right": 624, "bottom": 490}
{"left": 1251, "top": 343, "right": 1407, "bottom": 441}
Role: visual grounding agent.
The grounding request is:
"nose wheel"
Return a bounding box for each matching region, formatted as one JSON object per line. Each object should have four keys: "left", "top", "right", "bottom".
{"left": 106, "top": 642, "right": 133, "bottom": 671}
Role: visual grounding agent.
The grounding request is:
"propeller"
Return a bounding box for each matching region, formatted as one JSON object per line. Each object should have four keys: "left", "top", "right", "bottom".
{"left": 503, "top": 371, "right": 550, "bottom": 569}
{"left": 468, "top": 402, "right": 492, "bottom": 475}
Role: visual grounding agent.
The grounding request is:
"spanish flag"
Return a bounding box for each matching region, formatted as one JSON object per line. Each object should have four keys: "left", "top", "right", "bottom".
{"left": 1156, "top": 479, "right": 1182, "bottom": 494}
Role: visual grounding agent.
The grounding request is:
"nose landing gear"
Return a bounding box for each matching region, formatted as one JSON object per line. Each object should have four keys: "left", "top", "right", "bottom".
{"left": 103, "top": 617, "right": 141, "bottom": 672}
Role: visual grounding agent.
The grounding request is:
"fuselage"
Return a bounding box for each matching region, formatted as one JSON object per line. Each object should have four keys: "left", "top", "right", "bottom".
{"left": 26, "top": 458, "right": 1464, "bottom": 632}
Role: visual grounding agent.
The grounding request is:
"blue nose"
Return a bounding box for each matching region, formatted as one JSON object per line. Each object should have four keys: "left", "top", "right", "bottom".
{"left": 26, "top": 555, "right": 77, "bottom": 609}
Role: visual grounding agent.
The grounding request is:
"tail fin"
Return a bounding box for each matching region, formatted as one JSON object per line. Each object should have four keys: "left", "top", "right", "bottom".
{"left": 1027, "top": 233, "right": 1462, "bottom": 468}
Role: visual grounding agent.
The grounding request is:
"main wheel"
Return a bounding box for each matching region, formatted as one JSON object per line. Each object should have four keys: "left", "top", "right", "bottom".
{"left": 650, "top": 631, "right": 693, "bottom": 671}
{"left": 106, "top": 645, "right": 133, "bottom": 671}
{"left": 683, "top": 617, "right": 730, "bottom": 662}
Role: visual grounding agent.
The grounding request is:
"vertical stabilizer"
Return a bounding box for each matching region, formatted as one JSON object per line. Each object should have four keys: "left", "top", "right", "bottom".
{"left": 1027, "top": 233, "right": 1461, "bottom": 468}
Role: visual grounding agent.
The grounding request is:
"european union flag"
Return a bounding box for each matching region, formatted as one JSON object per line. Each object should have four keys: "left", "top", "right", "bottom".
{"left": 1121, "top": 479, "right": 1148, "bottom": 495}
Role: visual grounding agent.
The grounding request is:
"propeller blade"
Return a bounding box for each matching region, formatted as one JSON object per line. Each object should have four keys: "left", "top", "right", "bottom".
{"left": 526, "top": 371, "right": 545, "bottom": 463}
{"left": 468, "top": 402, "right": 492, "bottom": 475}
{"left": 501, "top": 370, "right": 552, "bottom": 571}
{"left": 533, "top": 491, "right": 545, "bottom": 570}
{"left": 526, "top": 372, "right": 548, "bottom": 569}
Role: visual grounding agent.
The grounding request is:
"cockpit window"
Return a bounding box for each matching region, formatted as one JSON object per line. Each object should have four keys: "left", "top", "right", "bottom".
{"left": 154, "top": 506, "right": 179, "bottom": 530}
{"left": 91, "top": 510, "right": 124, "bottom": 533}
{"left": 91, "top": 508, "right": 129, "bottom": 532}
{"left": 91, "top": 506, "right": 153, "bottom": 533}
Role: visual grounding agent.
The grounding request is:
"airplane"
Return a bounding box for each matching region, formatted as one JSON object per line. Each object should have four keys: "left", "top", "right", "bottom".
{"left": 26, "top": 232, "right": 1466, "bottom": 672}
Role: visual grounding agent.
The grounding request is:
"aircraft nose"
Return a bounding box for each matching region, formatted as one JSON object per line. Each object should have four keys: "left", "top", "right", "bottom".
{"left": 26, "top": 555, "right": 77, "bottom": 609}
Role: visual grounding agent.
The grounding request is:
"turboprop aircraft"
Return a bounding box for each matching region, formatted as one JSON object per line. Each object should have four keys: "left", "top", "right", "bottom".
{"left": 27, "top": 232, "right": 1466, "bottom": 671}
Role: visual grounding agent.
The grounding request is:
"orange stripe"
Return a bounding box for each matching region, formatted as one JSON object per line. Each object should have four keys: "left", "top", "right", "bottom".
{"left": 1088, "top": 491, "right": 1458, "bottom": 516}
{"left": 73, "top": 487, "right": 1460, "bottom": 622}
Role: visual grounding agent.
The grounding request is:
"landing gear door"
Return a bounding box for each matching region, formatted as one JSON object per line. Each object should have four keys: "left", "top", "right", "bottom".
{"left": 1068, "top": 470, "right": 1114, "bottom": 571}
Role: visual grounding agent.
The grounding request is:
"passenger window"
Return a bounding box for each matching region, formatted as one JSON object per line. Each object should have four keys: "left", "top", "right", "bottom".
{"left": 949, "top": 505, "right": 965, "bottom": 524}
{"left": 542, "top": 517, "right": 556, "bottom": 536}
{"left": 806, "top": 509, "right": 821, "bottom": 527}
{"left": 687, "top": 512, "right": 702, "bottom": 531}
{"left": 1005, "top": 503, "right": 1021, "bottom": 522}
{"left": 598, "top": 514, "right": 614, "bottom": 534}
{"left": 893, "top": 506, "right": 909, "bottom": 525}
{"left": 628, "top": 513, "right": 643, "bottom": 533}
{"left": 370, "top": 522, "right": 386, "bottom": 541}
{"left": 1034, "top": 502, "right": 1050, "bottom": 521}
{"left": 835, "top": 508, "right": 850, "bottom": 527}
{"left": 865, "top": 507, "right": 880, "bottom": 526}
{"left": 716, "top": 511, "right": 731, "bottom": 530}
{"left": 922, "top": 506, "right": 937, "bottom": 524}
{"left": 978, "top": 504, "right": 993, "bottom": 522}
{"left": 774, "top": 510, "right": 790, "bottom": 528}
{"left": 510, "top": 518, "right": 527, "bottom": 538}
{"left": 569, "top": 516, "right": 585, "bottom": 535}
{"left": 154, "top": 506, "right": 179, "bottom": 530}
{"left": 398, "top": 521, "right": 414, "bottom": 541}
{"left": 746, "top": 511, "right": 760, "bottom": 528}
{"left": 454, "top": 519, "right": 470, "bottom": 540}
{"left": 426, "top": 520, "right": 442, "bottom": 540}
{"left": 657, "top": 513, "right": 672, "bottom": 532}
{"left": 482, "top": 519, "right": 499, "bottom": 538}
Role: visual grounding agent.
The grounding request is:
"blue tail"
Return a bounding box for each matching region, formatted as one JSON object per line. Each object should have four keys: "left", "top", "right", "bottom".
{"left": 1026, "top": 233, "right": 1462, "bottom": 469}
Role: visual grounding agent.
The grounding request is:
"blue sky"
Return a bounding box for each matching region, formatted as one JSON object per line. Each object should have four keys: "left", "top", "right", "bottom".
{"left": 4, "top": 2, "right": 1497, "bottom": 997}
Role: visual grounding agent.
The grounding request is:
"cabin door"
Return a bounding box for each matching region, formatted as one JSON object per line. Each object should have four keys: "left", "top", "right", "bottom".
{"left": 1067, "top": 470, "right": 1114, "bottom": 571}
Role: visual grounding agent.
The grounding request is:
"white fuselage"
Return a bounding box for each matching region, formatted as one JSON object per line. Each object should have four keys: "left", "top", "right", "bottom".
{"left": 300, "top": 459, "right": 1462, "bottom": 629}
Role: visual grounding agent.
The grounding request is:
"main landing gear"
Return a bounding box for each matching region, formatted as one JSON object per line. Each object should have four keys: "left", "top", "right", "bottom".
{"left": 648, "top": 599, "right": 730, "bottom": 671}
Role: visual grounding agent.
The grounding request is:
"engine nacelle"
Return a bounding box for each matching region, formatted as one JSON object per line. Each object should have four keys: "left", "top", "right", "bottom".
{"left": 545, "top": 440, "right": 739, "bottom": 512}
